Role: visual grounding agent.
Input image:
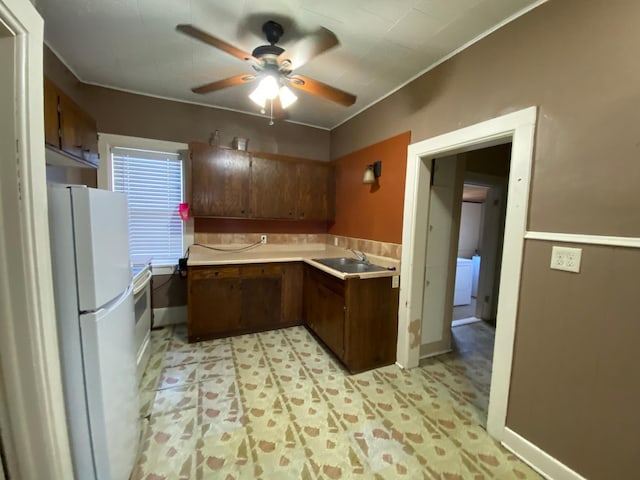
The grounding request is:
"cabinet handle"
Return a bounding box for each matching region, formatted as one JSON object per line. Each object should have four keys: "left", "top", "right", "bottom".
{"left": 240, "top": 209, "right": 245, "bottom": 214}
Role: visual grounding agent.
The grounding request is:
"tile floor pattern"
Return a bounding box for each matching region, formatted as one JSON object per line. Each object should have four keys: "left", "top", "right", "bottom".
{"left": 132, "top": 323, "right": 542, "bottom": 479}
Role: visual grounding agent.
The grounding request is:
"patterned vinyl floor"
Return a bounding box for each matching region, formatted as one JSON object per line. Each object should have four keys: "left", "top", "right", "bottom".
{"left": 132, "top": 322, "right": 542, "bottom": 479}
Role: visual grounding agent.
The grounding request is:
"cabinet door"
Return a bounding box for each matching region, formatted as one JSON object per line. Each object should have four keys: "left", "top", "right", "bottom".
{"left": 190, "top": 145, "right": 251, "bottom": 217}
{"left": 250, "top": 156, "right": 298, "bottom": 219}
{"left": 78, "top": 108, "right": 99, "bottom": 166}
{"left": 304, "top": 268, "right": 345, "bottom": 361}
{"left": 188, "top": 267, "right": 242, "bottom": 341}
{"left": 241, "top": 275, "right": 282, "bottom": 330}
{"left": 314, "top": 282, "right": 345, "bottom": 360}
{"left": 44, "top": 78, "right": 60, "bottom": 148}
{"left": 59, "top": 95, "right": 98, "bottom": 159}
{"left": 297, "top": 162, "right": 335, "bottom": 221}
{"left": 282, "top": 262, "right": 303, "bottom": 324}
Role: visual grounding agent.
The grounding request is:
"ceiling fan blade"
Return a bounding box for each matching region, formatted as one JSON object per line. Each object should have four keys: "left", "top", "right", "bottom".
{"left": 288, "top": 75, "right": 356, "bottom": 106}
{"left": 192, "top": 74, "right": 256, "bottom": 94}
{"left": 278, "top": 27, "right": 338, "bottom": 70}
{"left": 177, "top": 24, "right": 259, "bottom": 65}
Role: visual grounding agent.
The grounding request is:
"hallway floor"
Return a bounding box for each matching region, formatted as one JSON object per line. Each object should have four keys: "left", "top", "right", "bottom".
{"left": 132, "top": 323, "right": 542, "bottom": 479}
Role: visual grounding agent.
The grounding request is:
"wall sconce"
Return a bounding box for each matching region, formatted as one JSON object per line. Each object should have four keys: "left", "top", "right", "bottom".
{"left": 363, "top": 160, "right": 382, "bottom": 184}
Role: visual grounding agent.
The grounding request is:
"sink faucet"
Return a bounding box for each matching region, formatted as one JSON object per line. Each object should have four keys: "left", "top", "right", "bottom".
{"left": 348, "top": 248, "right": 367, "bottom": 262}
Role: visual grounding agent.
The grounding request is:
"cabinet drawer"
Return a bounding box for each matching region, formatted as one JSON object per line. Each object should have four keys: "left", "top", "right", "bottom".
{"left": 190, "top": 266, "right": 240, "bottom": 280}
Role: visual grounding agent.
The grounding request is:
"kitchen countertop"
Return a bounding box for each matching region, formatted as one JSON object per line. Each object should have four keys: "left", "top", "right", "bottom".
{"left": 187, "top": 243, "right": 400, "bottom": 280}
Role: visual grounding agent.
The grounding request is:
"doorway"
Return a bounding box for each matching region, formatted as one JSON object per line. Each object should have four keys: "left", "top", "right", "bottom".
{"left": 397, "top": 107, "right": 537, "bottom": 440}
{"left": 453, "top": 145, "right": 511, "bottom": 327}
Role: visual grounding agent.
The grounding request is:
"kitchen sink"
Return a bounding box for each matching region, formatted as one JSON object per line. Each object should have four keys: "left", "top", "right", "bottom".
{"left": 312, "top": 257, "right": 388, "bottom": 274}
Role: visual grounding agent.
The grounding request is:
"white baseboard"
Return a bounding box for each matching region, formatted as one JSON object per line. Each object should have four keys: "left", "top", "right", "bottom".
{"left": 153, "top": 306, "right": 187, "bottom": 328}
{"left": 502, "top": 428, "right": 588, "bottom": 480}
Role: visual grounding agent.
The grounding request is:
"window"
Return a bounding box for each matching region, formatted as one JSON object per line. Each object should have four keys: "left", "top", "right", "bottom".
{"left": 111, "top": 147, "right": 183, "bottom": 266}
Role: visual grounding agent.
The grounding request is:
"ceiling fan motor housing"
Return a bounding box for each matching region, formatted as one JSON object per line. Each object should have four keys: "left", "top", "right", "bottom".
{"left": 262, "top": 20, "right": 284, "bottom": 44}
{"left": 251, "top": 44, "right": 284, "bottom": 58}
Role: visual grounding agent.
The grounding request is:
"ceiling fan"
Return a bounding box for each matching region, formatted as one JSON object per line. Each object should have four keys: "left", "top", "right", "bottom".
{"left": 176, "top": 21, "right": 357, "bottom": 119}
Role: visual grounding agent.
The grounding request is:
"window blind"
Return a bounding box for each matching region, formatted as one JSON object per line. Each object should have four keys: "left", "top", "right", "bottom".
{"left": 111, "top": 147, "right": 183, "bottom": 266}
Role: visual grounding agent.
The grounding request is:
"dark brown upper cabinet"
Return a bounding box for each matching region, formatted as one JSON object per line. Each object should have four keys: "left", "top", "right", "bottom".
{"left": 44, "top": 77, "right": 98, "bottom": 168}
{"left": 297, "top": 161, "right": 335, "bottom": 221}
{"left": 250, "top": 155, "right": 298, "bottom": 219}
{"left": 189, "top": 143, "right": 335, "bottom": 222}
{"left": 190, "top": 143, "right": 251, "bottom": 218}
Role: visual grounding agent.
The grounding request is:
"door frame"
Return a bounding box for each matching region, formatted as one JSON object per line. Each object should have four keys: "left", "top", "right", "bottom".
{"left": 0, "top": 0, "right": 74, "bottom": 478}
{"left": 397, "top": 106, "right": 537, "bottom": 440}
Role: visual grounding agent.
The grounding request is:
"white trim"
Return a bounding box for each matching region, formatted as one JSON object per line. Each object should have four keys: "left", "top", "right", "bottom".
{"left": 0, "top": 0, "right": 74, "bottom": 478}
{"left": 502, "top": 428, "right": 588, "bottom": 480}
{"left": 333, "top": 1, "right": 548, "bottom": 130}
{"left": 525, "top": 231, "right": 640, "bottom": 249}
{"left": 97, "top": 133, "right": 187, "bottom": 190}
{"left": 398, "top": 107, "right": 537, "bottom": 444}
{"left": 153, "top": 306, "right": 187, "bottom": 328}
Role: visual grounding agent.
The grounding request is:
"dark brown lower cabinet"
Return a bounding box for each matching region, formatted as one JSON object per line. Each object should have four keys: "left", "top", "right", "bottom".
{"left": 304, "top": 268, "right": 346, "bottom": 361}
{"left": 188, "top": 263, "right": 302, "bottom": 342}
{"left": 188, "top": 261, "right": 398, "bottom": 373}
{"left": 304, "top": 265, "right": 399, "bottom": 373}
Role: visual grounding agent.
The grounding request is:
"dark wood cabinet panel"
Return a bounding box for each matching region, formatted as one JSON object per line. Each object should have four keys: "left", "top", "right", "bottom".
{"left": 297, "top": 162, "right": 335, "bottom": 221}
{"left": 250, "top": 155, "right": 298, "bottom": 219}
{"left": 304, "top": 265, "right": 398, "bottom": 373}
{"left": 344, "top": 277, "right": 399, "bottom": 373}
{"left": 44, "top": 77, "right": 99, "bottom": 167}
{"left": 304, "top": 266, "right": 346, "bottom": 361}
{"left": 188, "top": 267, "right": 242, "bottom": 342}
{"left": 44, "top": 78, "right": 60, "bottom": 148}
{"left": 239, "top": 263, "right": 282, "bottom": 330}
{"left": 190, "top": 144, "right": 251, "bottom": 218}
{"left": 282, "top": 262, "right": 303, "bottom": 324}
{"left": 188, "top": 262, "right": 303, "bottom": 342}
{"left": 188, "top": 143, "right": 334, "bottom": 222}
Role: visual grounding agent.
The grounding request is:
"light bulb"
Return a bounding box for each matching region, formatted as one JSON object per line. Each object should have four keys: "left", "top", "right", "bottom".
{"left": 249, "top": 75, "right": 280, "bottom": 108}
{"left": 363, "top": 166, "right": 375, "bottom": 184}
{"left": 279, "top": 86, "right": 297, "bottom": 109}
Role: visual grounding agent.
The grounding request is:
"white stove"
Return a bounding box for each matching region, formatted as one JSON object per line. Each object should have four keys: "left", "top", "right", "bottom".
{"left": 132, "top": 260, "right": 152, "bottom": 381}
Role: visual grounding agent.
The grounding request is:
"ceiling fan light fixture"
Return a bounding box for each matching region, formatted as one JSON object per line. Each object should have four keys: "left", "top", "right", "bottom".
{"left": 249, "top": 88, "right": 266, "bottom": 108}
{"left": 279, "top": 85, "right": 297, "bottom": 109}
{"left": 249, "top": 75, "right": 280, "bottom": 108}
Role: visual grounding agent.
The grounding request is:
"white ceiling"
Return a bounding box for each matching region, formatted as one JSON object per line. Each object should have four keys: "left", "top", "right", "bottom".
{"left": 38, "top": 0, "right": 542, "bottom": 130}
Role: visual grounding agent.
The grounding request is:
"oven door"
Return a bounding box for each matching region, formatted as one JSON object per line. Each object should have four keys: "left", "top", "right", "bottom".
{"left": 132, "top": 266, "right": 152, "bottom": 380}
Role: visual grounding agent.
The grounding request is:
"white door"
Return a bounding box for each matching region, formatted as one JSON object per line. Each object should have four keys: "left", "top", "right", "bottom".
{"left": 71, "top": 187, "right": 132, "bottom": 311}
{"left": 475, "top": 185, "right": 507, "bottom": 321}
{"left": 80, "top": 289, "right": 139, "bottom": 480}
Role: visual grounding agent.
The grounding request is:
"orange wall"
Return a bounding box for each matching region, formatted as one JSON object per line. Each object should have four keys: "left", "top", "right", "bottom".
{"left": 329, "top": 132, "right": 411, "bottom": 244}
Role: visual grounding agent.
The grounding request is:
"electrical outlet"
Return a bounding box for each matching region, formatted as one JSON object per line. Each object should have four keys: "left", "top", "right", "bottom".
{"left": 550, "top": 246, "right": 582, "bottom": 273}
{"left": 334, "top": 237, "right": 339, "bottom": 246}
{"left": 260, "top": 234, "right": 267, "bottom": 244}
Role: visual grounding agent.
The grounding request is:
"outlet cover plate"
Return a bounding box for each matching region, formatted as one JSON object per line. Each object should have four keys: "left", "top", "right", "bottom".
{"left": 550, "top": 246, "right": 582, "bottom": 273}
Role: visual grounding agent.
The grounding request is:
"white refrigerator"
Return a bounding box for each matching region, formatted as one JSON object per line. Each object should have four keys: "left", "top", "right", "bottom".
{"left": 48, "top": 185, "right": 139, "bottom": 480}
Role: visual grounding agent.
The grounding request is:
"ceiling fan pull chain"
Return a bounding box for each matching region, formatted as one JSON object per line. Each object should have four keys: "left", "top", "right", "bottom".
{"left": 269, "top": 99, "right": 274, "bottom": 126}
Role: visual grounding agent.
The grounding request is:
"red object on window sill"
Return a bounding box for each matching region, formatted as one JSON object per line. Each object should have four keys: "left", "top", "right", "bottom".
{"left": 179, "top": 202, "right": 190, "bottom": 220}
